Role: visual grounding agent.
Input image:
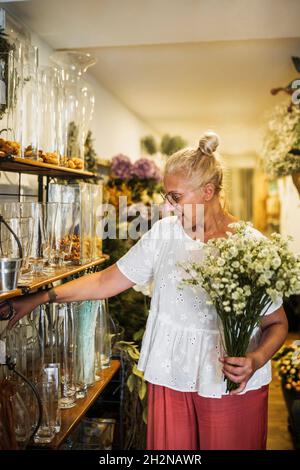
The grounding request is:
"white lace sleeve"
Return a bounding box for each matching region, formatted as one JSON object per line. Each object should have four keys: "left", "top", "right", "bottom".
{"left": 116, "top": 222, "right": 159, "bottom": 285}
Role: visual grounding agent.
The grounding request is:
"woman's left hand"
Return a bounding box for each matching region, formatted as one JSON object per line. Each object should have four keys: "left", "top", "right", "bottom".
{"left": 219, "top": 352, "right": 260, "bottom": 395}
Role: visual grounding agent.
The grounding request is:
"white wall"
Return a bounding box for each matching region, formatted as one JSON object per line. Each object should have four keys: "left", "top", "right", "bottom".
{"left": 31, "top": 32, "right": 158, "bottom": 161}
{"left": 86, "top": 74, "right": 159, "bottom": 161}
{"left": 278, "top": 176, "right": 300, "bottom": 255}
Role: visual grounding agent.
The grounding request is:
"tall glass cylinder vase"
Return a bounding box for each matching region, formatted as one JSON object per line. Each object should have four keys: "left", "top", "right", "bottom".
{"left": 33, "top": 380, "right": 56, "bottom": 444}
{"left": 37, "top": 66, "right": 60, "bottom": 165}
{"left": 73, "top": 300, "right": 98, "bottom": 398}
{"left": 5, "top": 380, "right": 32, "bottom": 449}
{"left": 50, "top": 51, "right": 96, "bottom": 170}
{"left": 5, "top": 323, "right": 38, "bottom": 380}
{"left": 21, "top": 45, "right": 38, "bottom": 160}
{"left": 80, "top": 80, "right": 95, "bottom": 168}
{"left": 55, "top": 303, "right": 76, "bottom": 409}
{"left": 42, "top": 363, "right": 61, "bottom": 433}
{"left": 35, "top": 304, "right": 60, "bottom": 366}
{"left": 91, "top": 183, "right": 103, "bottom": 259}
{"left": 95, "top": 300, "right": 111, "bottom": 370}
{"left": 4, "top": 320, "right": 41, "bottom": 435}
{"left": 0, "top": 48, "right": 21, "bottom": 158}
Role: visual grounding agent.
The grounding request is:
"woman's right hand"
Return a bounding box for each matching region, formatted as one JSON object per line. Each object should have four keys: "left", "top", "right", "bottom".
{"left": 0, "top": 292, "right": 46, "bottom": 329}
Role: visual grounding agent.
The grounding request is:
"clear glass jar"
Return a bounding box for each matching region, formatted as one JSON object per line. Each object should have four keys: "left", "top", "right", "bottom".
{"left": 50, "top": 51, "right": 96, "bottom": 170}
{"left": 48, "top": 183, "right": 94, "bottom": 264}
{"left": 0, "top": 48, "right": 22, "bottom": 158}
{"left": 37, "top": 66, "right": 60, "bottom": 165}
{"left": 91, "top": 182, "right": 104, "bottom": 259}
{"left": 21, "top": 44, "right": 38, "bottom": 160}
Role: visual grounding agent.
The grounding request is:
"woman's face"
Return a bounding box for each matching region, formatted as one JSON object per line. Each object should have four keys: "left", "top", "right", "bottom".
{"left": 163, "top": 172, "right": 208, "bottom": 229}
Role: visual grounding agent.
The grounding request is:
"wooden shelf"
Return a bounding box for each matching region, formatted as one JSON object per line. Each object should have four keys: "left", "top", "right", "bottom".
{"left": 0, "top": 255, "right": 109, "bottom": 301}
{"left": 0, "top": 156, "right": 96, "bottom": 178}
{"left": 0, "top": 288, "right": 22, "bottom": 302}
{"left": 32, "top": 359, "right": 120, "bottom": 450}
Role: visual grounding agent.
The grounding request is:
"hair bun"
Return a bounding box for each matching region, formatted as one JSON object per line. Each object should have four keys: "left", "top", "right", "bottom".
{"left": 198, "top": 131, "right": 219, "bottom": 156}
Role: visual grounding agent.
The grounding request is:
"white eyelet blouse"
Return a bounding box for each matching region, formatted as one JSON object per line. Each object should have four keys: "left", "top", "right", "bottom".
{"left": 116, "top": 216, "right": 283, "bottom": 398}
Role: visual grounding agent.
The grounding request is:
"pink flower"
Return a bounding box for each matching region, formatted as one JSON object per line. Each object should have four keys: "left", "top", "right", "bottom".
{"left": 131, "top": 158, "right": 161, "bottom": 181}
{"left": 111, "top": 154, "right": 133, "bottom": 179}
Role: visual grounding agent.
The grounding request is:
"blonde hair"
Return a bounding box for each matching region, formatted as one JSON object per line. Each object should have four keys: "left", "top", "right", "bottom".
{"left": 164, "top": 131, "right": 224, "bottom": 195}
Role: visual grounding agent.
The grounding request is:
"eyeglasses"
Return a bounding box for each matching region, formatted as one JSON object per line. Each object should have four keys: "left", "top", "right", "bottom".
{"left": 159, "top": 191, "right": 182, "bottom": 208}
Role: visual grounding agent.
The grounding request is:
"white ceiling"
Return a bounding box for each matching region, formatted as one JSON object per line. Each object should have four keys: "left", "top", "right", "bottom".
{"left": 4, "top": 0, "right": 300, "bottom": 157}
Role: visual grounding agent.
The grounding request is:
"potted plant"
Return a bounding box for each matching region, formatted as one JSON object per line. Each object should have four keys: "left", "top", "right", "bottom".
{"left": 262, "top": 100, "right": 300, "bottom": 196}
{"left": 273, "top": 341, "right": 300, "bottom": 449}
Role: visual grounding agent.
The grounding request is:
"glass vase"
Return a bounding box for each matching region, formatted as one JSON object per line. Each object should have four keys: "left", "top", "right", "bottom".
{"left": 0, "top": 49, "right": 21, "bottom": 158}
{"left": 55, "top": 303, "right": 76, "bottom": 409}
{"left": 73, "top": 300, "right": 98, "bottom": 398}
{"left": 50, "top": 51, "right": 96, "bottom": 170}
{"left": 37, "top": 66, "right": 60, "bottom": 165}
{"left": 21, "top": 44, "right": 38, "bottom": 160}
{"left": 95, "top": 300, "right": 111, "bottom": 370}
{"left": 48, "top": 202, "right": 80, "bottom": 266}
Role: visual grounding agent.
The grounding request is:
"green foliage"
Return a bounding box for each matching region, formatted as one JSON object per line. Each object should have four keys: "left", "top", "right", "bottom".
{"left": 160, "top": 134, "right": 187, "bottom": 156}
{"left": 140, "top": 133, "right": 187, "bottom": 157}
{"left": 67, "top": 121, "right": 80, "bottom": 158}
{"left": 84, "top": 130, "right": 97, "bottom": 173}
{"left": 114, "top": 342, "right": 148, "bottom": 449}
{"left": 141, "top": 135, "right": 157, "bottom": 155}
{"left": 0, "top": 28, "right": 13, "bottom": 120}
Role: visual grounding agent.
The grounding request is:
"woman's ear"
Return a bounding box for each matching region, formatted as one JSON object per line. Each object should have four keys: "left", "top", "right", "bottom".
{"left": 202, "top": 183, "right": 215, "bottom": 201}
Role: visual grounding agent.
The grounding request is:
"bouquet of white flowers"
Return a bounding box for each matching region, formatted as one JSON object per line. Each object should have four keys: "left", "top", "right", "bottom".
{"left": 180, "top": 221, "right": 300, "bottom": 392}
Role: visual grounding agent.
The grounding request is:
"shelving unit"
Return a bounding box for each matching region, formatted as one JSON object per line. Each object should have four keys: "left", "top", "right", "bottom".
{"left": 0, "top": 256, "right": 109, "bottom": 302}
{"left": 0, "top": 157, "right": 124, "bottom": 451}
{"left": 0, "top": 156, "right": 96, "bottom": 178}
{"left": 32, "top": 360, "right": 120, "bottom": 450}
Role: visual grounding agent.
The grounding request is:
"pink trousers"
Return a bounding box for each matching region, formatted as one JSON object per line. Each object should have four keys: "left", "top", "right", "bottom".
{"left": 147, "top": 383, "right": 269, "bottom": 450}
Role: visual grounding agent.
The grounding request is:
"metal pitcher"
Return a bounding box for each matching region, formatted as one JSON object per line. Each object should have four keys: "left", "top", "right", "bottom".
{"left": 0, "top": 257, "right": 22, "bottom": 293}
{"left": 0, "top": 215, "right": 23, "bottom": 293}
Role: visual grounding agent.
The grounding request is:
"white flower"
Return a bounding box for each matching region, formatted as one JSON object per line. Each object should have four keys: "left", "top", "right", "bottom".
{"left": 261, "top": 99, "right": 300, "bottom": 177}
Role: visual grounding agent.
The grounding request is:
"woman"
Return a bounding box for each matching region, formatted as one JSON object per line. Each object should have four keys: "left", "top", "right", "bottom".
{"left": 0, "top": 132, "right": 288, "bottom": 450}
